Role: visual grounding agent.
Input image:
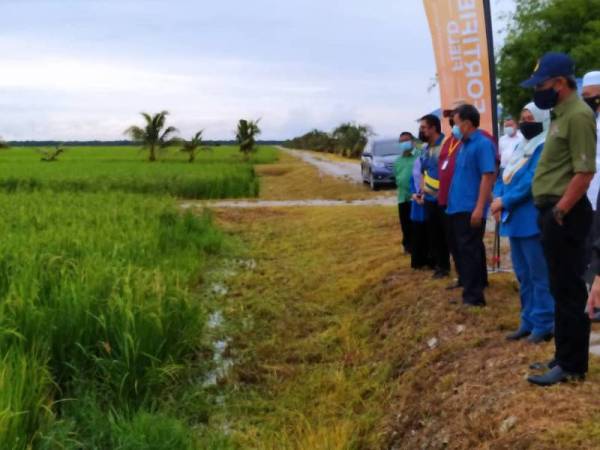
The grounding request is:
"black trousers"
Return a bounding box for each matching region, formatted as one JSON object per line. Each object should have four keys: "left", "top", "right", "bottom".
{"left": 425, "top": 201, "right": 450, "bottom": 273}
{"left": 398, "top": 202, "right": 413, "bottom": 253}
{"left": 538, "top": 198, "right": 592, "bottom": 374}
{"left": 411, "top": 221, "right": 431, "bottom": 269}
{"left": 443, "top": 210, "right": 461, "bottom": 283}
{"left": 445, "top": 210, "right": 488, "bottom": 287}
{"left": 450, "top": 213, "right": 487, "bottom": 305}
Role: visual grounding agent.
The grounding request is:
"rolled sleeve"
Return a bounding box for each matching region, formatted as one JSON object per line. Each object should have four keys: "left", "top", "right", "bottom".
{"left": 569, "top": 112, "right": 597, "bottom": 173}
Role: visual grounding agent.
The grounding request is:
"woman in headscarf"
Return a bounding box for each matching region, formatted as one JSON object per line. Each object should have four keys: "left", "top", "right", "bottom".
{"left": 491, "top": 102, "right": 555, "bottom": 344}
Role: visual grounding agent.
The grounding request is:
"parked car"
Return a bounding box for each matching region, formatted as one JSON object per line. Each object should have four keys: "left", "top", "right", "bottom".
{"left": 361, "top": 138, "right": 404, "bottom": 191}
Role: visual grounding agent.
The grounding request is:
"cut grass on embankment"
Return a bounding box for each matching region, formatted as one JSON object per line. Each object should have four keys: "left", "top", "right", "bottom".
{"left": 208, "top": 149, "right": 600, "bottom": 449}
{"left": 0, "top": 146, "right": 278, "bottom": 198}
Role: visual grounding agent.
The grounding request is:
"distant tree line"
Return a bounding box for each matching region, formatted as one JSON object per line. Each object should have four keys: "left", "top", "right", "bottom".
{"left": 283, "top": 122, "right": 374, "bottom": 158}
{"left": 7, "top": 139, "right": 286, "bottom": 147}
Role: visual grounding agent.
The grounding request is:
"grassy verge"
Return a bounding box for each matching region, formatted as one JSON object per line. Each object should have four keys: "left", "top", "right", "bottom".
{"left": 213, "top": 202, "right": 600, "bottom": 449}
{"left": 214, "top": 205, "right": 404, "bottom": 449}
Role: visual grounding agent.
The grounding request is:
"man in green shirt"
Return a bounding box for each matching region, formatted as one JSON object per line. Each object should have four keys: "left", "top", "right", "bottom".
{"left": 394, "top": 132, "right": 417, "bottom": 254}
{"left": 521, "top": 53, "right": 597, "bottom": 386}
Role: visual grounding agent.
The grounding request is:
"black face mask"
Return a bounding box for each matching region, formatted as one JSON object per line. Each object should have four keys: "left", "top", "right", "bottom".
{"left": 449, "top": 119, "right": 455, "bottom": 128}
{"left": 418, "top": 131, "right": 427, "bottom": 142}
{"left": 584, "top": 95, "right": 600, "bottom": 112}
{"left": 519, "top": 121, "right": 544, "bottom": 140}
{"left": 533, "top": 87, "right": 559, "bottom": 110}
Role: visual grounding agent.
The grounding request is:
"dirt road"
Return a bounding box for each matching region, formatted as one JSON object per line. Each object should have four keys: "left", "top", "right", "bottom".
{"left": 279, "top": 147, "right": 365, "bottom": 184}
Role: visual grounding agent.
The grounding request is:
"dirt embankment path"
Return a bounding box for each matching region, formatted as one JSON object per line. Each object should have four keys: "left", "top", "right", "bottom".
{"left": 278, "top": 147, "right": 365, "bottom": 184}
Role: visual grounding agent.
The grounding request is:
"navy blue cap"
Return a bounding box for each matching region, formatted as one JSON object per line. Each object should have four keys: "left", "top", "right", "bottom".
{"left": 520, "top": 52, "right": 575, "bottom": 88}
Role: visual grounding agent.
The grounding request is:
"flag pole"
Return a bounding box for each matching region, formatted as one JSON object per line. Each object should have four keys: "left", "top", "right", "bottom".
{"left": 483, "top": 0, "right": 499, "bottom": 143}
{"left": 483, "top": 0, "right": 502, "bottom": 272}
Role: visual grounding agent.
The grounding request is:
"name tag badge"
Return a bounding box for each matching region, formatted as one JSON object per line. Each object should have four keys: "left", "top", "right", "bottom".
{"left": 441, "top": 160, "right": 449, "bottom": 171}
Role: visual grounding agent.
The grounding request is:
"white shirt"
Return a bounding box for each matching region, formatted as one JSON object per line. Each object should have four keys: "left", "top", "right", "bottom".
{"left": 586, "top": 116, "right": 600, "bottom": 210}
{"left": 499, "top": 131, "right": 524, "bottom": 169}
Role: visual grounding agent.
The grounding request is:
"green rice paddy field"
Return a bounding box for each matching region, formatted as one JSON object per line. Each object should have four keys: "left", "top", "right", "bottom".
{"left": 0, "top": 145, "right": 277, "bottom": 449}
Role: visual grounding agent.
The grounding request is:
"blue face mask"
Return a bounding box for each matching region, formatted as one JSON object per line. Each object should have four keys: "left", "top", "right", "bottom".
{"left": 452, "top": 125, "right": 463, "bottom": 140}
{"left": 399, "top": 141, "right": 413, "bottom": 152}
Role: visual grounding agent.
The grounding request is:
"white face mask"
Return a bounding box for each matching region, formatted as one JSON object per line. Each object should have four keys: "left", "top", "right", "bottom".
{"left": 504, "top": 126, "right": 515, "bottom": 137}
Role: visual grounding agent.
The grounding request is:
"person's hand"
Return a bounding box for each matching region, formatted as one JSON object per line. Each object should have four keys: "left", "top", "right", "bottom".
{"left": 491, "top": 197, "right": 503, "bottom": 215}
{"left": 470, "top": 208, "right": 483, "bottom": 228}
{"left": 587, "top": 276, "right": 600, "bottom": 319}
{"left": 416, "top": 193, "right": 425, "bottom": 205}
{"left": 493, "top": 210, "right": 501, "bottom": 223}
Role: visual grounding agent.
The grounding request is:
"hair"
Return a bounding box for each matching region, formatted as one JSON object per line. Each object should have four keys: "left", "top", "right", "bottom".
{"left": 453, "top": 104, "right": 480, "bottom": 128}
{"left": 419, "top": 114, "right": 441, "bottom": 134}
{"left": 400, "top": 131, "right": 415, "bottom": 140}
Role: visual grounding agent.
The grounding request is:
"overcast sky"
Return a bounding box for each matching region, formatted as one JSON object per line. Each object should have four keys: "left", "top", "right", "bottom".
{"left": 0, "top": 0, "right": 515, "bottom": 141}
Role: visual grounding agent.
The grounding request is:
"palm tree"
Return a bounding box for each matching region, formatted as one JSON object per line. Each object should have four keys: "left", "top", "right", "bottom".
{"left": 124, "top": 111, "right": 179, "bottom": 162}
{"left": 332, "top": 122, "right": 374, "bottom": 158}
{"left": 0, "top": 138, "right": 9, "bottom": 149}
{"left": 180, "top": 130, "right": 204, "bottom": 163}
{"left": 236, "top": 119, "right": 261, "bottom": 159}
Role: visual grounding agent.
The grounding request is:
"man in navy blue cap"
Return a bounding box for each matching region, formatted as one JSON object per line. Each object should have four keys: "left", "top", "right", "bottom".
{"left": 521, "top": 52, "right": 597, "bottom": 386}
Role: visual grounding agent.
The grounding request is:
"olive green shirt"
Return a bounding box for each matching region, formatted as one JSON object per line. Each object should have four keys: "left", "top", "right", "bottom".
{"left": 532, "top": 93, "right": 597, "bottom": 203}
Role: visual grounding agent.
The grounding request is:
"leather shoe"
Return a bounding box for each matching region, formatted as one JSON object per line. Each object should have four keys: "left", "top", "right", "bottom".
{"left": 529, "top": 359, "right": 557, "bottom": 371}
{"left": 527, "top": 332, "right": 554, "bottom": 344}
{"left": 527, "top": 366, "right": 584, "bottom": 386}
{"left": 506, "top": 329, "right": 531, "bottom": 341}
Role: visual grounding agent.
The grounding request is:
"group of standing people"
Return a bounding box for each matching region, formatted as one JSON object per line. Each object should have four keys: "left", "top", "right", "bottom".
{"left": 393, "top": 52, "right": 600, "bottom": 387}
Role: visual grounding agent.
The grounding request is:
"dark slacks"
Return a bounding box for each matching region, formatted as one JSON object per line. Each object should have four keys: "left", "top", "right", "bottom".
{"left": 397, "top": 202, "right": 413, "bottom": 253}
{"left": 450, "top": 213, "right": 487, "bottom": 305}
{"left": 411, "top": 221, "right": 431, "bottom": 269}
{"left": 445, "top": 210, "right": 488, "bottom": 287}
{"left": 425, "top": 201, "right": 450, "bottom": 273}
{"left": 538, "top": 198, "right": 592, "bottom": 374}
{"left": 443, "top": 209, "right": 461, "bottom": 283}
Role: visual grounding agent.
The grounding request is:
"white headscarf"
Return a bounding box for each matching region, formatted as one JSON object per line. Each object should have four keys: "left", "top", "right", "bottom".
{"left": 503, "top": 102, "right": 550, "bottom": 184}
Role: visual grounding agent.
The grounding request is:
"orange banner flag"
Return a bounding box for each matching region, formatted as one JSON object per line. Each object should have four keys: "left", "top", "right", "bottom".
{"left": 423, "top": 0, "right": 498, "bottom": 137}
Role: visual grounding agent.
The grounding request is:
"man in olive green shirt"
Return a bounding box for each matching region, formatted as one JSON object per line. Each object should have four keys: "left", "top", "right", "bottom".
{"left": 521, "top": 53, "right": 597, "bottom": 387}
{"left": 394, "top": 132, "right": 417, "bottom": 254}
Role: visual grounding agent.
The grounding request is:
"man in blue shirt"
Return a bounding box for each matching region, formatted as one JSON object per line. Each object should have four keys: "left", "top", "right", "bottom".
{"left": 447, "top": 104, "right": 497, "bottom": 306}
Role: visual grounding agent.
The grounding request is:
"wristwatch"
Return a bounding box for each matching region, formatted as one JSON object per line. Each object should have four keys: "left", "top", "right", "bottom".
{"left": 552, "top": 206, "right": 566, "bottom": 224}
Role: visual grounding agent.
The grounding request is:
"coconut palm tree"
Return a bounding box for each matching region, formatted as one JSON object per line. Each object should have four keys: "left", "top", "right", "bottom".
{"left": 236, "top": 119, "right": 261, "bottom": 159}
{"left": 332, "top": 122, "right": 374, "bottom": 158}
{"left": 124, "top": 111, "right": 179, "bottom": 162}
{"left": 180, "top": 130, "right": 205, "bottom": 163}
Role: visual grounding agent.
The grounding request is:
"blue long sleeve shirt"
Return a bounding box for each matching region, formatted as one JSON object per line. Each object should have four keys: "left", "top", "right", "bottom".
{"left": 493, "top": 143, "right": 544, "bottom": 238}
